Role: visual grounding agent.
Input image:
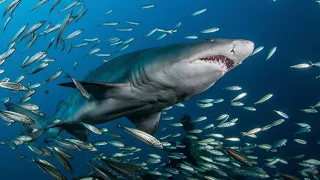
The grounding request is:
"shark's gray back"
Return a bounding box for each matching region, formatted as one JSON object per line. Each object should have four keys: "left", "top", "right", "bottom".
{"left": 84, "top": 48, "right": 151, "bottom": 82}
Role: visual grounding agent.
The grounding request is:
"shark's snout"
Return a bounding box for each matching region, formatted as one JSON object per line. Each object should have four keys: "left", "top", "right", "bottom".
{"left": 232, "top": 40, "right": 255, "bottom": 64}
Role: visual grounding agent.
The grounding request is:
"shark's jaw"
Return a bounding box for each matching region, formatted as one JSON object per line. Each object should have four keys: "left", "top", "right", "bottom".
{"left": 191, "top": 55, "right": 235, "bottom": 74}
{"left": 198, "top": 55, "right": 234, "bottom": 69}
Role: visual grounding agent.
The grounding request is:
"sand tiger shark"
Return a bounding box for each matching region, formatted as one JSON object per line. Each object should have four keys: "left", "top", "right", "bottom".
{"left": 5, "top": 38, "right": 254, "bottom": 142}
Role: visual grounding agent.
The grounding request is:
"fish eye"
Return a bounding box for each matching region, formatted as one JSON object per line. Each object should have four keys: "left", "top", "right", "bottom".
{"left": 230, "top": 48, "right": 235, "bottom": 54}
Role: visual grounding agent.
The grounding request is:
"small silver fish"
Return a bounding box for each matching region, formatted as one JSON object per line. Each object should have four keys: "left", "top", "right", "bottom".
{"left": 0, "top": 82, "right": 27, "bottom": 91}
{"left": 49, "top": 0, "right": 61, "bottom": 14}
{"left": 117, "top": 124, "right": 163, "bottom": 149}
{"left": 30, "top": 0, "right": 49, "bottom": 11}
{"left": 266, "top": 47, "right": 277, "bottom": 60}
{"left": 27, "top": 62, "right": 49, "bottom": 75}
{"left": 201, "top": 27, "right": 220, "bottom": 34}
{"left": 82, "top": 123, "right": 102, "bottom": 135}
{"left": 19, "top": 21, "right": 45, "bottom": 42}
{"left": 43, "top": 70, "right": 62, "bottom": 84}
{"left": 59, "top": 1, "right": 82, "bottom": 13}
{"left": 251, "top": 46, "right": 264, "bottom": 56}
{"left": 274, "top": 110, "right": 289, "bottom": 119}
{"left": 98, "top": 22, "right": 120, "bottom": 26}
{"left": 192, "top": 8, "right": 207, "bottom": 16}
{"left": 65, "top": 29, "right": 83, "bottom": 40}
{"left": 140, "top": 4, "right": 155, "bottom": 9}
{"left": 0, "top": 48, "right": 15, "bottom": 60}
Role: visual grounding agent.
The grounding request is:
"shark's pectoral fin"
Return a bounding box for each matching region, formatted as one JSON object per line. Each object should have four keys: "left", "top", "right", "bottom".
{"left": 127, "top": 112, "right": 161, "bottom": 135}
{"left": 58, "top": 81, "right": 127, "bottom": 99}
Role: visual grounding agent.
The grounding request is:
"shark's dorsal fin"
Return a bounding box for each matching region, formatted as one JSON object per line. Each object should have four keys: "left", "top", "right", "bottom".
{"left": 127, "top": 112, "right": 161, "bottom": 135}
{"left": 58, "top": 81, "right": 127, "bottom": 100}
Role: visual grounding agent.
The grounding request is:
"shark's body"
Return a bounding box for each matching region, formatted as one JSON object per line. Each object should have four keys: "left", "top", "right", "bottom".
{"left": 5, "top": 38, "right": 254, "bottom": 142}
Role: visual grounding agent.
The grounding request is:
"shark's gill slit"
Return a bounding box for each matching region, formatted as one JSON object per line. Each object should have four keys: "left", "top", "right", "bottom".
{"left": 199, "top": 55, "right": 234, "bottom": 69}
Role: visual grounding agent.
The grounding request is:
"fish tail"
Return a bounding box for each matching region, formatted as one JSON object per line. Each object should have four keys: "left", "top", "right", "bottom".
{"left": 4, "top": 103, "right": 46, "bottom": 142}
{"left": 240, "top": 132, "right": 246, "bottom": 138}
{"left": 217, "top": 141, "right": 224, "bottom": 149}
{"left": 68, "top": 44, "right": 72, "bottom": 54}
{"left": 29, "top": 158, "right": 36, "bottom": 163}
{"left": 309, "top": 61, "right": 313, "bottom": 67}
{"left": 4, "top": 102, "right": 88, "bottom": 143}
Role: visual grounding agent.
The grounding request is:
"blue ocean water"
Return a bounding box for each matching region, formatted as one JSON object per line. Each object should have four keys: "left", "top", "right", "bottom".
{"left": 0, "top": 0, "right": 319, "bottom": 179}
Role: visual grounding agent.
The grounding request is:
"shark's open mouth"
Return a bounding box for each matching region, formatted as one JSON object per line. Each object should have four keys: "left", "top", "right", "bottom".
{"left": 199, "top": 55, "right": 234, "bottom": 69}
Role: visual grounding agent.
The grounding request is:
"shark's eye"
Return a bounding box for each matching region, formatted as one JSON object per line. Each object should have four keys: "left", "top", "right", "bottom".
{"left": 230, "top": 48, "right": 235, "bottom": 54}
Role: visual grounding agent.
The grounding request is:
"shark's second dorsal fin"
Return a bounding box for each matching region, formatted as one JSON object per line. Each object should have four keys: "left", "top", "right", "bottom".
{"left": 127, "top": 112, "right": 161, "bottom": 135}
{"left": 58, "top": 81, "right": 127, "bottom": 100}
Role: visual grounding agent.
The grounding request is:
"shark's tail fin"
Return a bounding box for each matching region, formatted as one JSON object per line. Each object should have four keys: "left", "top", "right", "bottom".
{"left": 4, "top": 103, "right": 46, "bottom": 142}
{"left": 4, "top": 103, "right": 89, "bottom": 143}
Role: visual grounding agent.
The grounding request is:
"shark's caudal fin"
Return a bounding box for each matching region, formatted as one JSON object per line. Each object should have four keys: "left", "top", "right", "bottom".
{"left": 4, "top": 102, "right": 89, "bottom": 143}
{"left": 4, "top": 103, "right": 47, "bottom": 141}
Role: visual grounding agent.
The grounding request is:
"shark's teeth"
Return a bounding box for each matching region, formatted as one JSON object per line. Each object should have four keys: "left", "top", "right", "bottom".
{"left": 199, "top": 55, "right": 234, "bottom": 69}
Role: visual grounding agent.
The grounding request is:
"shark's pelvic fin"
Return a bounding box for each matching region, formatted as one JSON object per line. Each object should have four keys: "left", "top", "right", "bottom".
{"left": 127, "top": 112, "right": 161, "bottom": 135}
{"left": 58, "top": 81, "right": 127, "bottom": 100}
{"left": 44, "top": 127, "right": 63, "bottom": 143}
{"left": 64, "top": 123, "right": 89, "bottom": 142}
{"left": 46, "top": 122, "right": 89, "bottom": 142}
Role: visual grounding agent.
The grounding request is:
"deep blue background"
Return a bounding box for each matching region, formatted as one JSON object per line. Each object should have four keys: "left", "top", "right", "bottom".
{"left": 0, "top": 0, "right": 319, "bottom": 179}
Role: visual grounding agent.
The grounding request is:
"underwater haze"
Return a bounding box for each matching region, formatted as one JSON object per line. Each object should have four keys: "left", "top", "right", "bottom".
{"left": 0, "top": 0, "right": 319, "bottom": 179}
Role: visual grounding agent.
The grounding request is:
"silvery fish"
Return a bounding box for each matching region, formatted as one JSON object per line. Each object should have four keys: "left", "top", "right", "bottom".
{"left": 82, "top": 123, "right": 102, "bottom": 135}
{"left": 0, "top": 81, "right": 27, "bottom": 91}
{"left": 30, "top": 0, "right": 49, "bottom": 11}
{"left": 201, "top": 27, "right": 220, "bottom": 33}
{"left": 59, "top": 1, "right": 82, "bottom": 13}
{"left": 43, "top": 70, "right": 62, "bottom": 84}
{"left": 21, "top": 51, "right": 46, "bottom": 69}
{"left": 0, "top": 48, "right": 15, "bottom": 60}
{"left": 27, "top": 62, "right": 49, "bottom": 75}
{"left": 266, "top": 47, "right": 277, "bottom": 60}
{"left": 65, "top": 29, "right": 83, "bottom": 40}
{"left": 192, "top": 8, "right": 207, "bottom": 16}
{"left": 117, "top": 124, "right": 163, "bottom": 149}
{"left": 19, "top": 21, "right": 45, "bottom": 42}
{"left": 251, "top": 46, "right": 264, "bottom": 56}
{"left": 254, "top": 94, "right": 273, "bottom": 105}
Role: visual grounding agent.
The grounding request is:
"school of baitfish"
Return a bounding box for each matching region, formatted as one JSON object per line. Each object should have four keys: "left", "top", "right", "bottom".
{"left": 0, "top": 0, "right": 318, "bottom": 180}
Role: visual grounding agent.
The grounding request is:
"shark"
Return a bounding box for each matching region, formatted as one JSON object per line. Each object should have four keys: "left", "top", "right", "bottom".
{"left": 5, "top": 38, "right": 254, "bottom": 142}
